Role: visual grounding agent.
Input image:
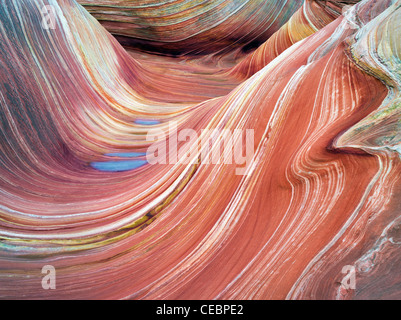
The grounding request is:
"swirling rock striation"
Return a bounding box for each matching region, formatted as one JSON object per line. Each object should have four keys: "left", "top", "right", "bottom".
{"left": 0, "top": 0, "right": 400, "bottom": 300}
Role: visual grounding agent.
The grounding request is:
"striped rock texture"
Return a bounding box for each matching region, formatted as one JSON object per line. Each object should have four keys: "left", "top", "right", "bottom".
{"left": 0, "top": 0, "right": 400, "bottom": 299}
{"left": 78, "top": 0, "right": 302, "bottom": 56}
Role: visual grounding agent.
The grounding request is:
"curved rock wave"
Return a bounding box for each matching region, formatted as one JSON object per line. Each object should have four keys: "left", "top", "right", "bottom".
{"left": 0, "top": 0, "right": 400, "bottom": 300}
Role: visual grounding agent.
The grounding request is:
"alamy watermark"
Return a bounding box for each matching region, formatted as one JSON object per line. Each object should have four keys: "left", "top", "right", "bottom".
{"left": 41, "top": 5, "right": 57, "bottom": 30}
{"left": 342, "top": 5, "right": 359, "bottom": 30}
{"left": 145, "top": 122, "right": 255, "bottom": 176}
{"left": 341, "top": 265, "right": 356, "bottom": 290}
{"left": 41, "top": 265, "right": 56, "bottom": 290}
